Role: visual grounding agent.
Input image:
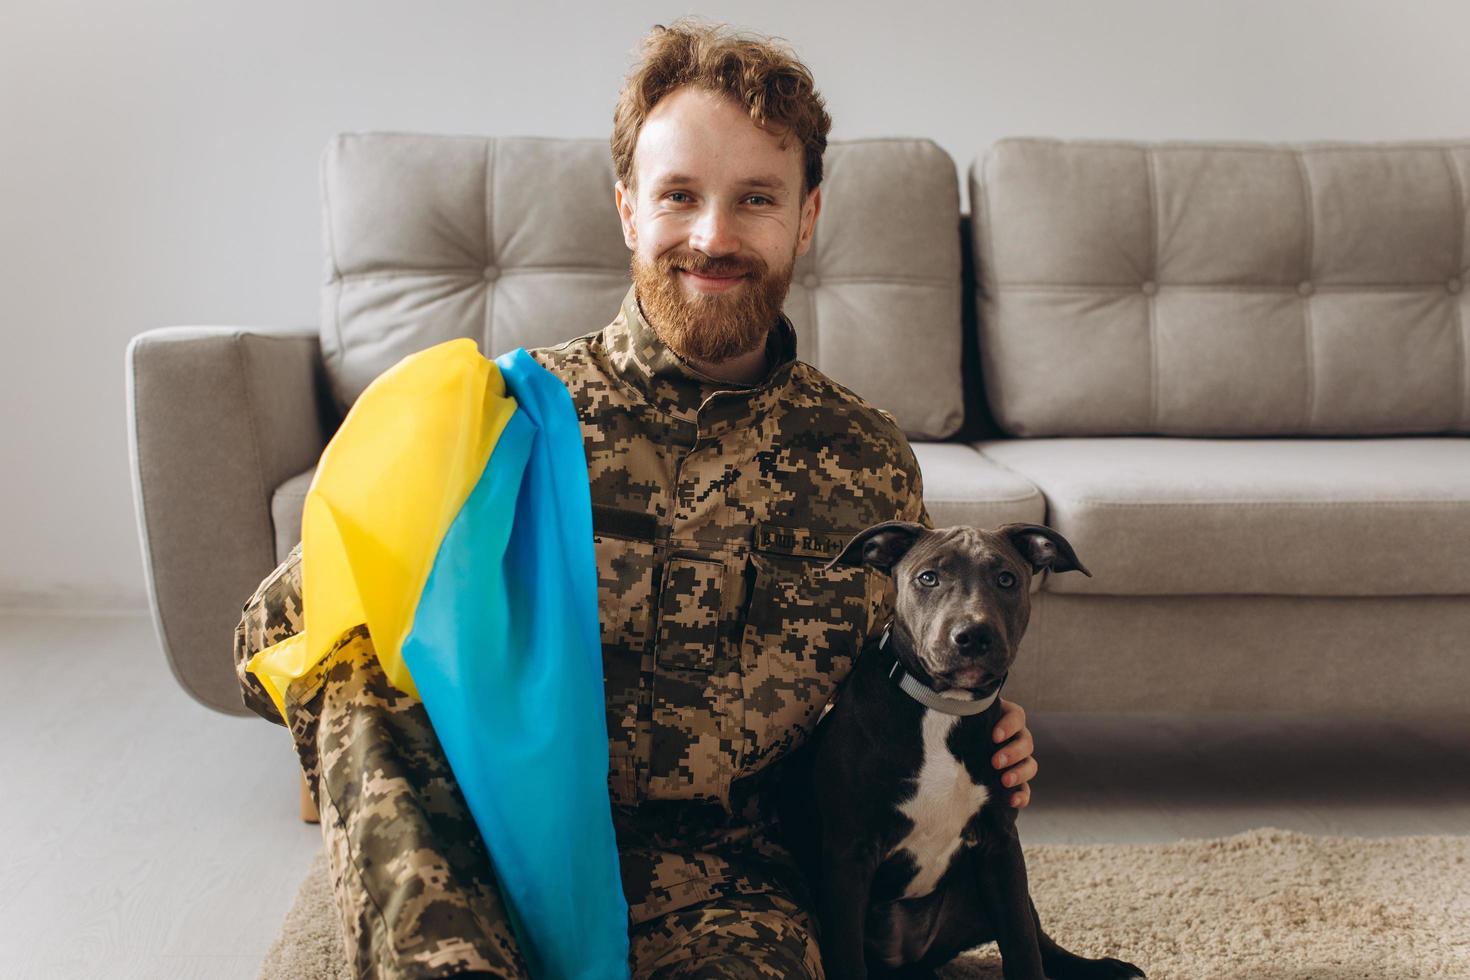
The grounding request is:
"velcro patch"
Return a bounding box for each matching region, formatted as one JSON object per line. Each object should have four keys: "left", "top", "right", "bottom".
{"left": 753, "top": 522, "right": 850, "bottom": 561}
{"left": 591, "top": 504, "right": 658, "bottom": 542}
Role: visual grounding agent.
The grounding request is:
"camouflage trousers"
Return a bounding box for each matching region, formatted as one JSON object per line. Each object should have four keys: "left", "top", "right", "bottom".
{"left": 281, "top": 624, "right": 824, "bottom": 979}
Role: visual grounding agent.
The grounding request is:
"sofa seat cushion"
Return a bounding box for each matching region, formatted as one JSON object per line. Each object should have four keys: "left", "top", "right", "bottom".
{"left": 975, "top": 437, "right": 1470, "bottom": 596}
{"left": 271, "top": 466, "right": 315, "bottom": 564}
{"left": 911, "top": 442, "right": 1045, "bottom": 530}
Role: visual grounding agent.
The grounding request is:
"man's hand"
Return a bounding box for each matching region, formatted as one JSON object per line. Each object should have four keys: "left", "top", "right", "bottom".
{"left": 990, "top": 698, "right": 1036, "bottom": 808}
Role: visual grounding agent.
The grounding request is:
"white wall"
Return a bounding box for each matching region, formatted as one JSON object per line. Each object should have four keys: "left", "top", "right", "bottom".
{"left": 2, "top": 0, "right": 1466, "bottom": 609}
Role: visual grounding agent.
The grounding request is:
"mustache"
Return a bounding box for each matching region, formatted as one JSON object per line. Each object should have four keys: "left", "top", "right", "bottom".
{"left": 656, "top": 250, "right": 768, "bottom": 279}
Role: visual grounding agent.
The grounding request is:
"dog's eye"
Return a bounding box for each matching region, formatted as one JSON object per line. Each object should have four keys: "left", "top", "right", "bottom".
{"left": 917, "top": 570, "right": 939, "bottom": 587}
{"left": 997, "top": 571, "right": 1017, "bottom": 589}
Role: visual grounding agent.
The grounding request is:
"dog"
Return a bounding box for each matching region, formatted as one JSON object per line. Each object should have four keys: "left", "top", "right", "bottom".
{"left": 778, "top": 521, "right": 1146, "bottom": 979}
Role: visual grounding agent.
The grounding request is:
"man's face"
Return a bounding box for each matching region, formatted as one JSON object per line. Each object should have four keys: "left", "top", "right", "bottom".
{"left": 615, "top": 85, "right": 821, "bottom": 365}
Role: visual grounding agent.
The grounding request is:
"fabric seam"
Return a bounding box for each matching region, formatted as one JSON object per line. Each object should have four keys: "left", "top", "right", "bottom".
{"left": 232, "top": 337, "right": 273, "bottom": 565}
{"left": 1144, "top": 147, "right": 1159, "bottom": 430}
{"left": 986, "top": 281, "right": 1463, "bottom": 292}
{"left": 1295, "top": 151, "right": 1317, "bottom": 432}
{"left": 484, "top": 140, "right": 496, "bottom": 356}
{"left": 1443, "top": 148, "right": 1468, "bottom": 430}
{"left": 321, "top": 143, "right": 345, "bottom": 387}
{"left": 1061, "top": 498, "right": 1469, "bottom": 507}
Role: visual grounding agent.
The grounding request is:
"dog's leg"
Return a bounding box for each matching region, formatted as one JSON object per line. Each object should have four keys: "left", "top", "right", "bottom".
{"left": 816, "top": 839, "right": 877, "bottom": 980}
{"left": 1032, "top": 896, "right": 1147, "bottom": 979}
{"left": 975, "top": 833, "right": 1046, "bottom": 980}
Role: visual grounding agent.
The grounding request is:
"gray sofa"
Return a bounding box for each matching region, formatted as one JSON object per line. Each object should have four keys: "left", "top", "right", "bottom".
{"left": 127, "top": 133, "right": 1470, "bottom": 720}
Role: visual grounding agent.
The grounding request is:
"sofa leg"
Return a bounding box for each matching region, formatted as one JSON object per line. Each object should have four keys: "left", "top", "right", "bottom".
{"left": 299, "top": 768, "right": 320, "bottom": 824}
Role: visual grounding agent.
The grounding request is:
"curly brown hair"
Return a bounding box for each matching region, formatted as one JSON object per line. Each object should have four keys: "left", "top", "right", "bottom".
{"left": 612, "top": 18, "right": 832, "bottom": 197}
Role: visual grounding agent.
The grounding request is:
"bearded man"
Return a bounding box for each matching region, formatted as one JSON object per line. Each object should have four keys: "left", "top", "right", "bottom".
{"left": 236, "top": 18, "right": 1038, "bottom": 978}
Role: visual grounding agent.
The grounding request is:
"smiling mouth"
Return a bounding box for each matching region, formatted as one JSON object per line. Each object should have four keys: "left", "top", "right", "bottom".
{"left": 679, "top": 268, "right": 747, "bottom": 282}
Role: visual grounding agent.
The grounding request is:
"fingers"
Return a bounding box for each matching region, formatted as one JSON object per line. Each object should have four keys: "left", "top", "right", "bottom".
{"left": 1009, "top": 781, "right": 1032, "bottom": 809}
{"left": 999, "top": 756, "right": 1036, "bottom": 809}
{"left": 1000, "top": 756, "right": 1038, "bottom": 789}
{"left": 991, "top": 697, "right": 1036, "bottom": 808}
{"left": 991, "top": 697, "right": 1026, "bottom": 744}
{"left": 991, "top": 727, "right": 1034, "bottom": 772}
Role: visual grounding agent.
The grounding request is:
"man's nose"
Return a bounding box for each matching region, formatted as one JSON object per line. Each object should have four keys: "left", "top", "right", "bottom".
{"left": 688, "top": 203, "right": 739, "bottom": 257}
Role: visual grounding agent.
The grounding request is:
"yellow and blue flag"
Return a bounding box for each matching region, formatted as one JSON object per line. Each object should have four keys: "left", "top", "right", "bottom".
{"left": 245, "top": 338, "right": 630, "bottom": 979}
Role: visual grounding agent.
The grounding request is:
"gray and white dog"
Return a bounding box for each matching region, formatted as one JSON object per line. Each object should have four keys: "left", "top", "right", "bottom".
{"left": 780, "top": 521, "right": 1146, "bottom": 980}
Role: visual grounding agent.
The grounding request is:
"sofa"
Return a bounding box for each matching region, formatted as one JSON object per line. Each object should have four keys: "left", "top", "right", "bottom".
{"left": 126, "top": 133, "right": 1470, "bottom": 721}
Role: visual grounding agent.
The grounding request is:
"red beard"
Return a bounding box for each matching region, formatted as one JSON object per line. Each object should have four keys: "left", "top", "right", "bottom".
{"left": 631, "top": 245, "right": 795, "bottom": 365}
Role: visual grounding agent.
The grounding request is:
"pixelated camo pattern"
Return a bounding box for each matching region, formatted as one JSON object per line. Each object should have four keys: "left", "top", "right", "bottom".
{"left": 234, "top": 285, "right": 930, "bottom": 972}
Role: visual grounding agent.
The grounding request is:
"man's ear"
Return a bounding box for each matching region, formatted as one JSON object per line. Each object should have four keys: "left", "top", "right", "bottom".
{"left": 794, "top": 185, "right": 821, "bottom": 258}
{"left": 822, "top": 520, "right": 927, "bottom": 575}
{"left": 999, "top": 523, "right": 1092, "bottom": 577}
{"left": 614, "top": 180, "right": 637, "bottom": 250}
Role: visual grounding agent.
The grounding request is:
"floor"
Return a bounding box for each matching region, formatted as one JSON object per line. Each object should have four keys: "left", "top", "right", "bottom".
{"left": 2, "top": 610, "right": 1466, "bottom": 979}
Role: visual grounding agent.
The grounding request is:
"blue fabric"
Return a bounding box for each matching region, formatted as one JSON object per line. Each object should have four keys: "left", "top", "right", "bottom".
{"left": 402, "top": 347, "right": 630, "bottom": 979}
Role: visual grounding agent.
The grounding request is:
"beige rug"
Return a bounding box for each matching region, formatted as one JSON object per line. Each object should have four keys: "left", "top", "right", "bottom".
{"left": 260, "top": 828, "right": 1470, "bottom": 979}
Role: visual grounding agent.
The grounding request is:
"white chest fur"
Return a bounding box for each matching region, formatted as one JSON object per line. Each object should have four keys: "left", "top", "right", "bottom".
{"left": 886, "top": 709, "right": 990, "bottom": 899}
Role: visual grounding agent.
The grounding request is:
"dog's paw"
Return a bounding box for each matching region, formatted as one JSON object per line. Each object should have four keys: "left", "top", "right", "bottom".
{"left": 1042, "top": 952, "right": 1145, "bottom": 979}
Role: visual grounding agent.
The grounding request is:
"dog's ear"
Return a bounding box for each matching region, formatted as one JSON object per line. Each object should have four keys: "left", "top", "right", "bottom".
{"left": 823, "top": 521, "right": 928, "bottom": 574}
{"left": 999, "top": 523, "right": 1092, "bottom": 577}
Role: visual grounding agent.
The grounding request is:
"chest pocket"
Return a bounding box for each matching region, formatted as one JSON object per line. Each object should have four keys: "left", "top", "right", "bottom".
{"left": 737, "top": 523, "right": 886, "bottom": 775}
{"left": 645, "top": 554, "right": 743, "bottom": 803}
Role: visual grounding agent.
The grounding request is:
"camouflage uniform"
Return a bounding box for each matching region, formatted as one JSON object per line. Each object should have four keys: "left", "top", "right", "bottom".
{"left": 236, "top": 285, "right": 933, "bottom": 978}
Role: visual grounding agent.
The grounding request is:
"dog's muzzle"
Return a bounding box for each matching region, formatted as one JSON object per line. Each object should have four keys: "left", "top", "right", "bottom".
{"left": 880, "top": 622, "right": 1005, "bottom": 717}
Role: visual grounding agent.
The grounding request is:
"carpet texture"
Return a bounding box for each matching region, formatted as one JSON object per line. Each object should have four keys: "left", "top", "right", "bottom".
{"left": 259, "top": 828, "right": 1470, "bottom": 979}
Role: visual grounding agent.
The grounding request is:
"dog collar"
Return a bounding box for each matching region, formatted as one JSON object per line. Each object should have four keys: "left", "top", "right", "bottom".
{"left": 880, "top": 622, "right": 1005, "bottom": 717}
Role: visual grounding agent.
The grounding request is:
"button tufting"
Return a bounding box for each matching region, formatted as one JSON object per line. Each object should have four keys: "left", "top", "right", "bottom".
{"left": 803, "top": 273, "right": 820, "bottom": 289}
{"left": 482, "top": 265, "right": 500, "bottom": 282}
{"left": 1297, "top": 281, "right": 1314, "bottom": 297}
{"left": 1140, "top": 280, "right": 1158, "bottom": 296}
{"left": 1449, "top": 278, "right": 1463, "bottom": 294}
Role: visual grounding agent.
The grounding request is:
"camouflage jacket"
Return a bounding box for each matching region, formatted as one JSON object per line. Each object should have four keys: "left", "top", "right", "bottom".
{"left": 236, "top": 285, "right": 932, "bottom": 924}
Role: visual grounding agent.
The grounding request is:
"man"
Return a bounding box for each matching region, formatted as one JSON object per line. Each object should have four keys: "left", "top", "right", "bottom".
{"left": 236, "top": 19, "right": 1038, "bottom": 978}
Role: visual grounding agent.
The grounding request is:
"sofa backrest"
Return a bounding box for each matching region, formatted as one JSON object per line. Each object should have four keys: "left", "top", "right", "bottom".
{"left": 973, "top": 138, "right": 1470, "bottom": 437}
{"left": 319, "top": 132, "right": 965, "bottom": 440}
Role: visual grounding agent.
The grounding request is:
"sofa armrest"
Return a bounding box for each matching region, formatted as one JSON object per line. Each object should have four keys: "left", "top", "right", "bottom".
{"left": 126, "top": 326, "right": 335, "bottom": 715}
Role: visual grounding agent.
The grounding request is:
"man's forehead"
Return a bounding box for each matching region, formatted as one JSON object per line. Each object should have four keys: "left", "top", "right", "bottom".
{"left": 634, "top": 87, "right": 802, "bottom": 188}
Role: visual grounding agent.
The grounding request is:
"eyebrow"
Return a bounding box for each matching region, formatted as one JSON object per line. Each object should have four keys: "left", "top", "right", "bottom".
{"left": 654, "top": 172, "right": 789, "bottom": 192}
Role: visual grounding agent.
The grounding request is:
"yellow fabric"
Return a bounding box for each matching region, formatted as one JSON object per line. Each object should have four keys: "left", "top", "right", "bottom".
{"left": 246, "top": 339, "right": 517, "bottom": 715}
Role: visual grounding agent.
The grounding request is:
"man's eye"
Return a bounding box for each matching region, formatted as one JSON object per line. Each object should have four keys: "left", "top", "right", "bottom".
{"left": 917, "top": 570, "right": 939, "bottom": 587}
{"left": 745, "top": 195, "right": 773, "bottom": 206}
{"left": 997, "top": 571, "right": 1017, "bottom": 589}
{"left": 665, "top": 191, "right": 691, "bottom": 203}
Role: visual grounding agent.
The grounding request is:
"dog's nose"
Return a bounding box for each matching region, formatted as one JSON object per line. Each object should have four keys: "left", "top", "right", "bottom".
{"left": 951, "top": 622, "right": 996, "bottom": 655}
